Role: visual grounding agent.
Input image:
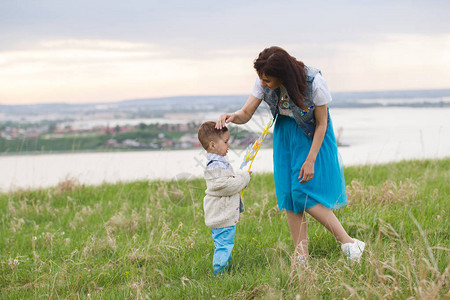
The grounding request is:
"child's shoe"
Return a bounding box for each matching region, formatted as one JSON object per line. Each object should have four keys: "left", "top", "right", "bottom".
{"left": 213, "top": 258, "right": 232, "bottom": 275}
{"left": 341, "top": 239, "right": 365, "bottom": 263}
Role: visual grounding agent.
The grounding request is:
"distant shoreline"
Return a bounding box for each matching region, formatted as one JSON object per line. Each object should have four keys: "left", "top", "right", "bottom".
{"left": 1, "top": 87, "right": 450, "bottom": 108}
{"left": 1, "top": 157, "right": 449, "bottom": 194}
{"left": 1, "top": 106, "right": 449, "bottom": 192}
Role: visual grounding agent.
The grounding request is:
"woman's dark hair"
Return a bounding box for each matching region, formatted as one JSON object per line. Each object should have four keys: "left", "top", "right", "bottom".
{"left": 253, "top": 46, "right": 308, "bottom": 109}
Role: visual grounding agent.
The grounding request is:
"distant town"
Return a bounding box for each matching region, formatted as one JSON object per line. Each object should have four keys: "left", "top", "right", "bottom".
{"left": 2, "top": 89, "right": 449, "bottom": 155}
{"left": 0, "top": 119, "right": 266, "bottom": 154}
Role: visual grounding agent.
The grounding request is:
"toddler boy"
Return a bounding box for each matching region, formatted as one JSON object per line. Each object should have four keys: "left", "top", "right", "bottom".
{"left": 198, "top": 121, "right": 251, "bottom": 274}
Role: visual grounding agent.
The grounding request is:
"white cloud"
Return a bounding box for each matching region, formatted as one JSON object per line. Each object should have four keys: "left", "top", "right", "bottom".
{"left": 0, "top": 39, "right": 258, "bottom": 104}
{"left": 0, "top": 34, "right": 449, "bottom": 105}
{"left": 40, "top": 39, "right": 155, "bottom": 50}
{"left": 299, "top": 34, "right": 450, "bottom": 92}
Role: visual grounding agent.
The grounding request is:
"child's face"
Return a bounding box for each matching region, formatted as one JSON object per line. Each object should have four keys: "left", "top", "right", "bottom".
{"left": 210, "top": 131, "right": 230, "bottom": 156}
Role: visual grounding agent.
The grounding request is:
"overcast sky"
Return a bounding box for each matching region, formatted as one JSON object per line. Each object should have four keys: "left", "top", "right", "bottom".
{"left": 1, "top": 0, "right": 449, "bottom": 105}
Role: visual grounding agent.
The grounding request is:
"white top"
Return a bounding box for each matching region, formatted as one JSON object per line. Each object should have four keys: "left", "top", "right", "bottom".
{"left": 279, "top": 85, "right": 294, "bottom": 117}
{"left": 251, "top": 73, "right": 332, "bottom": 106}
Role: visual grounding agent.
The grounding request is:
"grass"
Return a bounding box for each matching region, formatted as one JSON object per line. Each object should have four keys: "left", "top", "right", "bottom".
{"left": 1, "top": 158, "right": 449, "bottom": 299}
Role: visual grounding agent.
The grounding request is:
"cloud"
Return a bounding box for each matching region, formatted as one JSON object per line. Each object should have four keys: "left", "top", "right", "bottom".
{"left": 0, "top": 39, "right": 260, "bottom": 104}
{"left": 2, "top": 0, "right": 449, "bottom": 51}
{"left": 318, "top": 34, "right": 450, "bottom": 91}
{"left": 0, "top": 23, "right": 449, "bottom": 104}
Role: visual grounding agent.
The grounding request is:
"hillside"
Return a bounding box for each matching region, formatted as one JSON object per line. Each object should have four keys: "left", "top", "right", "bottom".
{"left": 1, "top": 158, "right": 449, "bottom": 298}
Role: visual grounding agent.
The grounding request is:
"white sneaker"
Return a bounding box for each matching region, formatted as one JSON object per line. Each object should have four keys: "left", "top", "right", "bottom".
{"left": 291, "top": 253, "right": 308, "bottom": 270}
{"left": 341, "top": 239, "right": 365, "bottom": 263}
{"left": 295, "top": 254, "right": 308, "bottom": 266}
{"left": 290, "top": 253, "right": 308, "bottom": 279}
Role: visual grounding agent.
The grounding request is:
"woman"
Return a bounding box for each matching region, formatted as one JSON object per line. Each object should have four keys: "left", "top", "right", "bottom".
{"left": 216, "top": 46, "right": 365, "bottom": 265}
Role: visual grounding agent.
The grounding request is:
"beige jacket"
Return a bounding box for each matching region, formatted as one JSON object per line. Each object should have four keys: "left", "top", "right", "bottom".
{"left": 203, "top": 168, "right": 251, "bottom": 229}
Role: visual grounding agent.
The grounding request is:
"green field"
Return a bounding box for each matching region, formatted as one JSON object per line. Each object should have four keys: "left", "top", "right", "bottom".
{"left": 1, "top": 158, "right": 449, "bottom": 299}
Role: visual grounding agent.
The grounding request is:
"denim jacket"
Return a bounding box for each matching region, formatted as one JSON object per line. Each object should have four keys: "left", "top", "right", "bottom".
{"left": 261, "top": 66, "right": 331, "bottom": 138}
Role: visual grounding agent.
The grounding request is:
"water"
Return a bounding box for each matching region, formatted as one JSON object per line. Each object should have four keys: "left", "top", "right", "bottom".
{"left": 1, "top": 107, "right": 449, "bottom": 192}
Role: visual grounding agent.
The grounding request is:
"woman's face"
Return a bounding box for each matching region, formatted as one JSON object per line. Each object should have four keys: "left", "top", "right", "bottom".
{"left": 260, "top": 74, "right": 282, "bottom": 90}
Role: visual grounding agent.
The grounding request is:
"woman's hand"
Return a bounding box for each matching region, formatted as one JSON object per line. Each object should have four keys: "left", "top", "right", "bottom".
{"left": 299, "top": 105, "right": 327, "bottom": 183}
{"left": 216, "top": 113, "right": 235, "bottom": 129}
{"left": 215, "top": 95, "right": 262, "bottom": 129}
{"left": 299, "top": 159, "right": 315, "bottom": 183}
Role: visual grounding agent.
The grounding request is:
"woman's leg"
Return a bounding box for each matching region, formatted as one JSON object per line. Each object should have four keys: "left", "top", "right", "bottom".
{"left": 286, "top": 211, "right": 308, "bottom": 257}
{"left": 306, "top": 204, "right": 353, "bottom": 244}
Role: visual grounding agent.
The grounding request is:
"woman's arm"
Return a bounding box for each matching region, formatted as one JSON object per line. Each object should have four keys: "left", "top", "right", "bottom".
{"left": 216, "top": 95, "right": 262, "bottom": 129}
{"left": 299, "top": 104, "right": 328, "bottom": 183}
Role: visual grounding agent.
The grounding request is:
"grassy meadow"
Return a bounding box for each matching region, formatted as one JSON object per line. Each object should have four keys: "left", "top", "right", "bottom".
{"left": 1, "top": 158, "right": 449, "bottom": 299}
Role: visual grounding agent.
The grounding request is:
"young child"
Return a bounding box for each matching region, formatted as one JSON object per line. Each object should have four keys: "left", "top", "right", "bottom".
{"left": 197, "top": 121, "right": 251, "bottom": 274}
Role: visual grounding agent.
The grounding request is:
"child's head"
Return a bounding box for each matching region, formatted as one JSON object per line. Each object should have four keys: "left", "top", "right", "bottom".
{"left": 198, "top": 121, "right": 230, "bottom": 156}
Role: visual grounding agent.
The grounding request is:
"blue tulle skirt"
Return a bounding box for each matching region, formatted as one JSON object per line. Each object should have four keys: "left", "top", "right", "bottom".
{"left": 273, "top": 115, "right": 348, "bottom": 213}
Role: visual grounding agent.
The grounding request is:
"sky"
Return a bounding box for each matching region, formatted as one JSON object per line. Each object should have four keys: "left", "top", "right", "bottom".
{"left": 0, "top": 0, "right": 449, "bottom": 105}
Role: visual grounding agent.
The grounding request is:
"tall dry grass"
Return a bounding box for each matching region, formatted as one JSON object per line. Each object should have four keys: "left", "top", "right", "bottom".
{"left": 0, "top": 158, "right": 448, "bottom": 299}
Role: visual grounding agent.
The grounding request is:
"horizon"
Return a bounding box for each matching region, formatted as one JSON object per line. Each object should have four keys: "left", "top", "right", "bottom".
{"left": 1, "top": 87, "right": 450, "bottom": 107}
{"left": 1, "top": 0, "right": 450, "bottom": 105}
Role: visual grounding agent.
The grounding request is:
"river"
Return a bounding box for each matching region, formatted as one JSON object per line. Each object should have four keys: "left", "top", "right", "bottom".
{"left": 1, "top": 107, "right": 449, "bottom": 192}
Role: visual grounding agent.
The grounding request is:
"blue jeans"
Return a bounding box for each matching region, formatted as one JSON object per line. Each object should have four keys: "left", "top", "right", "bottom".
{"left": 211, "top": 225, "right": 236, "bottom": 274}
